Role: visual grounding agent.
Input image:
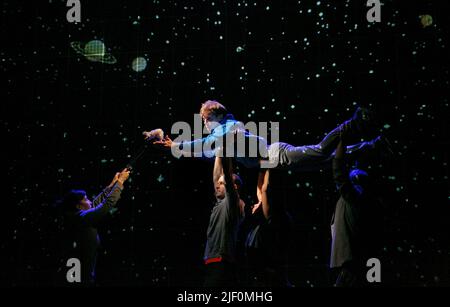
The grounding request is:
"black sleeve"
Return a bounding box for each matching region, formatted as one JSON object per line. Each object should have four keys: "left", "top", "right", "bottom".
{"left": 78, "top": 182, "right": 123, "bottom": 226}
{"left": 91, "top": 186, "right": 113, "bottom": 207}
{"left": 333, "top": 158, "right": 359, "bottom": 203}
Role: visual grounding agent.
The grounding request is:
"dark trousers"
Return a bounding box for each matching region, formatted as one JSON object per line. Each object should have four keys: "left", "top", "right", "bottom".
{"left": 333, "top": 261, "right": 365, "bottom": 287}
{"left": 267, "top": 120, "right": 379, "bottom": 170}
{"left": 203, "top": 261, "right": 237, "bottom": 287}
{"left": 246, "top": 248, "right": 291, "bottom": 287}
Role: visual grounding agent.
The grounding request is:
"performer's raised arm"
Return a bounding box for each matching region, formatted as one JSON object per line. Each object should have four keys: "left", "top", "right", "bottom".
{"left": 79, "top": 168, "right": 130, "bottom": 226}
{"left": 255, "top": 169, "right": 271, "bottom": 220}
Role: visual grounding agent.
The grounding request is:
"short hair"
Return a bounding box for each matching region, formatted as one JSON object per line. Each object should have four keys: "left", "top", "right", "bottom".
{"left": 61, "top": 189, "right": 86, "bottom": 211}
{"left": 200, "top": 100, "right": 228, "bottom": 120}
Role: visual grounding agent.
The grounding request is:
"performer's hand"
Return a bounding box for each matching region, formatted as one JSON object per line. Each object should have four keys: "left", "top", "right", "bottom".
{"left": 256, "top": 188, "right": 262, "bottom": 204}
{"left": 153, "top": 135, "right": 173, "bottom": 148}
{"left": 108, "top": 172, "right": 121, "bottom": 188}
{"left": 252, "top": 201, "right": 262, "bottom": 214}
{"left": 117, "top": 168, "right": 130, "bottom": 184}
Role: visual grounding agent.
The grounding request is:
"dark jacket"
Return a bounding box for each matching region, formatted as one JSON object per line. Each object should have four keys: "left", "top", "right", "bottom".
{"left": 62, "top": 182, "right": 123, "bottom": 284}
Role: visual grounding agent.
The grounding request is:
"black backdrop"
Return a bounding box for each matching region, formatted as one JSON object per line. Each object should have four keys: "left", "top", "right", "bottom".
{"left": 2, "top": 0, "right": 449, "bottom": 286}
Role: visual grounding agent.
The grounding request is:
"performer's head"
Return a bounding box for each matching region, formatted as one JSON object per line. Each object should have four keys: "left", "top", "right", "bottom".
{"left": 349, "top": 169, "right": 370, "bottom": 193}
{"left": 61, "top": 189, "right": 92, "bottom": 211}
{"left": 215, "top": 173, "right": 243, "bottom": 199}
{"left": 200, "top": 100, "right": 228, "bottom": 132}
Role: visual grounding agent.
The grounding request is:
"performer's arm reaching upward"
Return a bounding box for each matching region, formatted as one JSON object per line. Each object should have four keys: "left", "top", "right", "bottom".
{"left": 79, "top": 169, "right": 129, "bottom": 226}
{"left": 254, "top": 170, "right": 271, "bottom": 219}
{"left": 79, "top": 182, "right": 123, "bottom": 226}
{"left": 91, "top": 170, "right": 122, "bottom": 207}
{"left": 221, "top": 156, "right": 239, "bottom": 206}
{"left": 333, "top": 140, "right": 349, "bottom": 190}
{"left": 213, "top": 148, "right": 224, "bottom": 189}
{"left": 333, "top": 140, "right": 359, "bottom": 202}
{"left": 260, "top": 170, "right": 271, "bottom": 219}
